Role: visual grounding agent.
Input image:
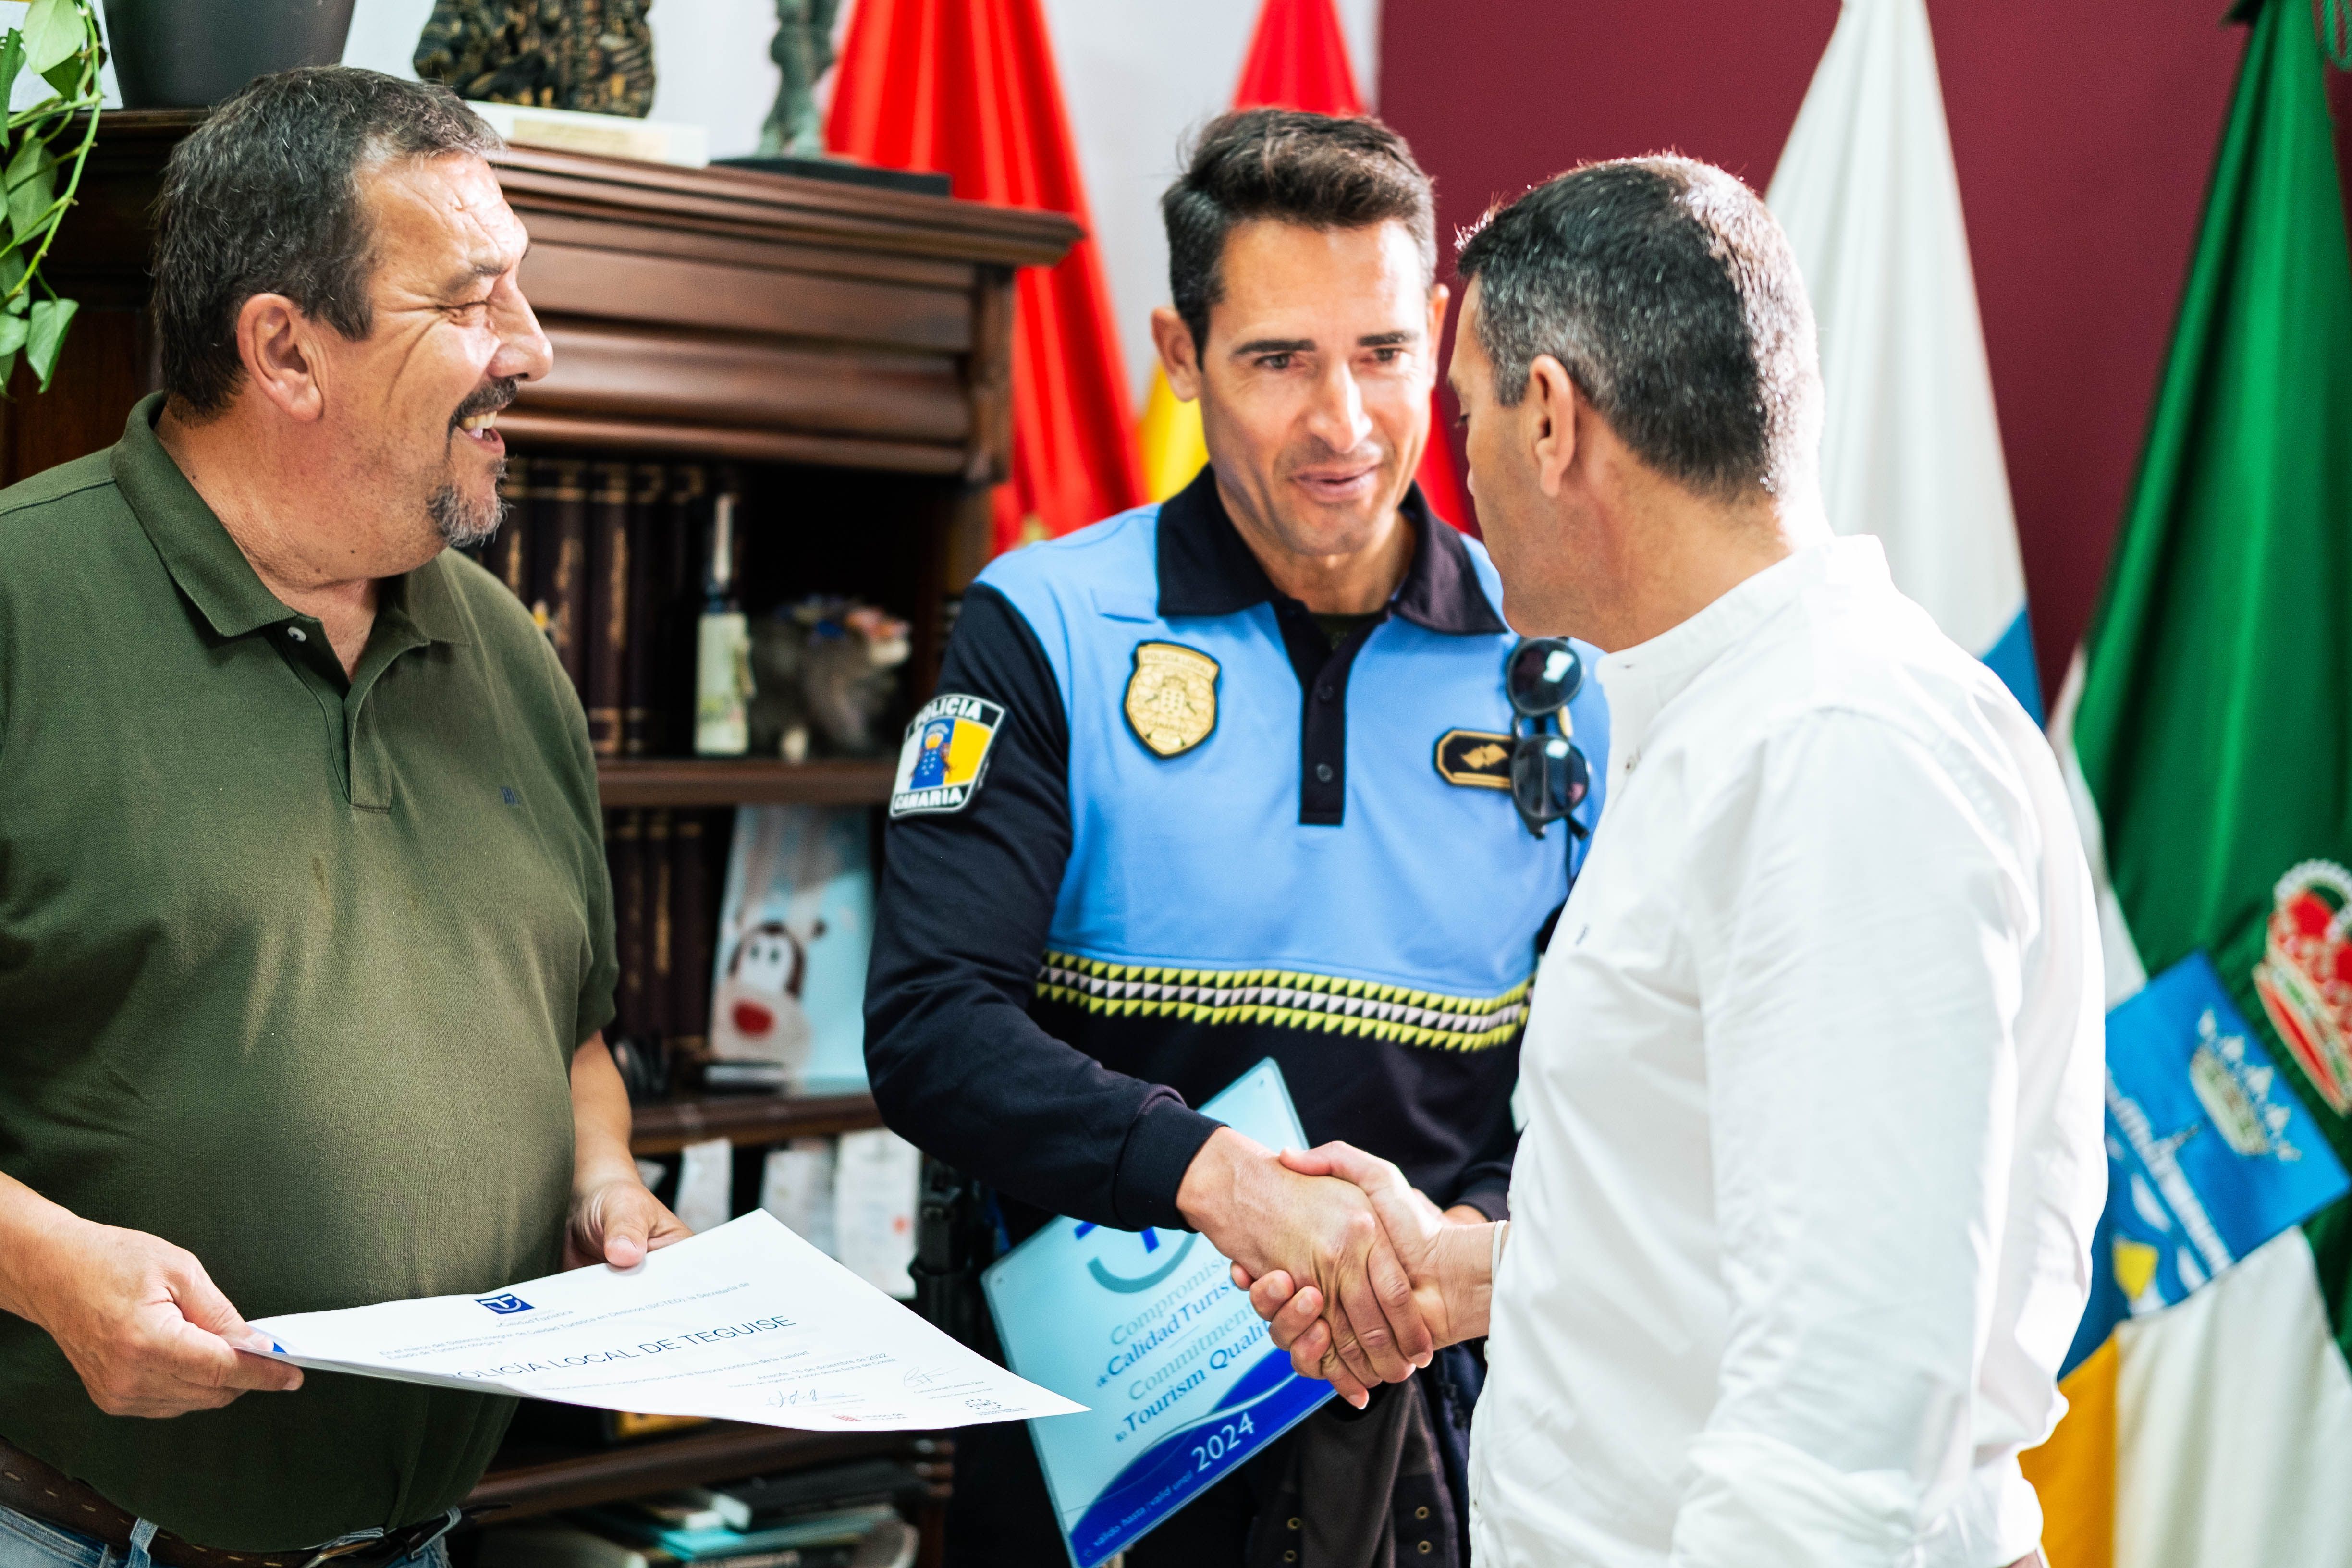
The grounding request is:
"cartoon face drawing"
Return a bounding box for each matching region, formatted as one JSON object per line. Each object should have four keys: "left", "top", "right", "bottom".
{"left": 908, "top": 719, "right": 954, "bottom": 789}
{"left": 711, "top": 915, "right": 829, "bottom": 1075}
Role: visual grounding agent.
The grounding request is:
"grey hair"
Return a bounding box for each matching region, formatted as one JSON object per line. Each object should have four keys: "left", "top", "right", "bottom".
{"left": 153, "top": 66, "right": 502, "bottom": 415}
{"left": 1455, "top": 156, "right": 1821, "bottom": 503}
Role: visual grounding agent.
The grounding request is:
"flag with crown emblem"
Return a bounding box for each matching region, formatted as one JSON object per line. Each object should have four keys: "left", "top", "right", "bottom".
{"left": 2023, "top": 1, "right": 2352, "bottom": 1563}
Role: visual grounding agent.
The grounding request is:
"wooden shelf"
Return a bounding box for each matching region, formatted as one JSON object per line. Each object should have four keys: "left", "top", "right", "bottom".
{"left": 496, "top": 410, "right": 971, "bottom": 476}
{"left": 598, "top": 757, "right": 894, "bottom": 808}
{"left": 466, "top": 1423, "right": 939, "bottom": 1522}
{"left": 631, "top": 1091, "right": 884, "bottom": 1155}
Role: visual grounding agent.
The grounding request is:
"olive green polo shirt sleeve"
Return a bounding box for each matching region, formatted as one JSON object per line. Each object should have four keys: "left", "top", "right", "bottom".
{"left": 0, "top": 396, "right": 617, "bottom": 1549}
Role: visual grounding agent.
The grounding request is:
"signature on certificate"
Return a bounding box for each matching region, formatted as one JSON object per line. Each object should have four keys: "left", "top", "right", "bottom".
{"left": 901, "top": 1364, "right": 947, "bottom": 1389}
{"left": 767, "top": 1384, "right": 856, "bottom": 1409}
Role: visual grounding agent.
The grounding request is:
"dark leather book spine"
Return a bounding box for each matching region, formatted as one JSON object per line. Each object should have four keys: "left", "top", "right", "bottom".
{"left": 481, "top": 454, "right": 531, "bottom": 599}
{"left": 586, "top": 460, "right": 632, "bottom": 758}
{"left": 645, "top": 808, "right": 675, "bottom": 1040}
{"left": 672, "top": 808, "right": 713, "bottom": 1054}
{"left": 624, "top": 462, "right": 666, "bottom": 756}
{"left": 534, "top": 458, "right": 589, "bottom": 694}
{"left": 662, "top": 465, "right": 709, "bottom": 755}
{"left": 612, "top": 808, "right": 646, "bottom": 1040}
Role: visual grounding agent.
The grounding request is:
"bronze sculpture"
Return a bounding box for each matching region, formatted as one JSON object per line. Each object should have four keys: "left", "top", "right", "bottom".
{"left": 414, "top": 0, "right": 656, "bottom": 117}
{"left": 757, "top": 0, "right": 840, "bottom": 157}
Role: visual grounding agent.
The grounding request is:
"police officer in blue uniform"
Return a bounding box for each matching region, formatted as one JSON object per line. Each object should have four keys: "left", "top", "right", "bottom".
{"left": 864, "top": 110, "right": 1607, "bottom": 1568}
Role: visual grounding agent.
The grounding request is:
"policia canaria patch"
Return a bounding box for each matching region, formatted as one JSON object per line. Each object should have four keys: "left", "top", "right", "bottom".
{"left": 1125, "top": 641, "right": 1219, "bottom": 758}
{"left": 891, "top": 694, "right": 1004, "bottom": 817}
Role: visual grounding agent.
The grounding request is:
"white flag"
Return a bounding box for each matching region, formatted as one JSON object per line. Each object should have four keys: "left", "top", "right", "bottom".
{"left": 1766, "top": 0, "right": 2043, "bottom": 720}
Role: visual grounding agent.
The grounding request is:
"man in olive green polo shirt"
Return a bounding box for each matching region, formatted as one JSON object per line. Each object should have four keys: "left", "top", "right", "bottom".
{"left": 0, "top": 69, "right": 684, "bottom": 1561}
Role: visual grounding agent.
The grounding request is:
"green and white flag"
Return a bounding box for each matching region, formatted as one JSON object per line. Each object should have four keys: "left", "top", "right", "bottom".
{"left": 2035, "top": 0, "right": 2352, "bottom": 1561}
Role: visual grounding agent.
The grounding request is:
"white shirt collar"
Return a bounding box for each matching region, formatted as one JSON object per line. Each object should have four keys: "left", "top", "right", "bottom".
{"left": 1594, "top": 535, "right": 1887, "bottom": 774}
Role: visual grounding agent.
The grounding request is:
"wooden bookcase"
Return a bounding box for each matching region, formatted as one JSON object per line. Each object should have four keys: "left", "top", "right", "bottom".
{"left": 9, "top": 109, "right": 1077, "bottom": 1560}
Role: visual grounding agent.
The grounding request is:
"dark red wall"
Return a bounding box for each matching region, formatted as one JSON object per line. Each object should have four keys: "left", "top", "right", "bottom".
{"left": 1379, "top": 0, "right": 2252, "bottom": 701}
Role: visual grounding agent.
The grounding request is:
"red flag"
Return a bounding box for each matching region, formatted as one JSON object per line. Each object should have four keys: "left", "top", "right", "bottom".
{"left": 828, "top": 0, "right": 1143, "bottom": 554}
{"left": 1234, "top": 0, "right": 1364, "bottom": 115}
{"left": 1229, "top": 0, "right": 1472, "bottom": 530}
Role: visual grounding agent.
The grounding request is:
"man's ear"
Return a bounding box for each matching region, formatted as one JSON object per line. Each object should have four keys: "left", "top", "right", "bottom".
{"left": 1424, "top": 282, "right": 1451, "bottom": 380}
{"left": 235, "top": 293, "right": 327, "bottom": 423}
{"left": 1527, "top": 353, "right": 1580, "bottom": 498}
{"left": 1151, "top": 305, "right": 1205, "bottom": 402}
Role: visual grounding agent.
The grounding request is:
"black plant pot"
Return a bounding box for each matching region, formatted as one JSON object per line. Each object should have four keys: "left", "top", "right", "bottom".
{"left": 105, "top": 0, "right": 359, "bottom": 110}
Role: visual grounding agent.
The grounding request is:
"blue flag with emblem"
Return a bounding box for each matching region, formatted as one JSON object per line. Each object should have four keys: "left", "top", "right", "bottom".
{"left": 2062, "top": 952, "right": 2351, "bottom": 1378}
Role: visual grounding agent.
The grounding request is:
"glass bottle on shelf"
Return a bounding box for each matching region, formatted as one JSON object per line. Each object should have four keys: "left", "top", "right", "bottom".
{"left": 694, "top": 489, "right": 753, "bottom": 757}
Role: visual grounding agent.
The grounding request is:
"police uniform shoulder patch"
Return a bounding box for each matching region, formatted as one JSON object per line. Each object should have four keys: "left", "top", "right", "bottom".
{"left": 1434, "top": 728, "right": 1515, "bottom": 790}
{"left": 1124, "top": 641, "right": 1219, "bottom": 758}
{"left": 891, "top": 694, "right": 1005, "bottom": 817}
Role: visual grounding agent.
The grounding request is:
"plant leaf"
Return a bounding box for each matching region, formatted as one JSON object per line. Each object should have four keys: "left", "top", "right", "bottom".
{"left": 0, "top": 248, "right": 25, "bottom": 301}
{"left": 0, "top": 29, "right": 27, "bottom": 111}
{"left": 4, "top": 142, "right": 56, "bottom": 247}
{"left": 0, "top": 310, "right": 27, "bottom": 394}
{"left": 4, "top": 134, "right": 56, "bottom": 191}
{"left": 24, "top": 0, "right": 84, "bottom": 99}
{"left": 25, "top": 294, "right": 73, "bottom": 390}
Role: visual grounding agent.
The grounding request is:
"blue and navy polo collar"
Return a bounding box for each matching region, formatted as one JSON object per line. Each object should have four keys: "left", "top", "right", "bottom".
{"left": 1154, "top": 464, "right": 1507, "bottom": 635}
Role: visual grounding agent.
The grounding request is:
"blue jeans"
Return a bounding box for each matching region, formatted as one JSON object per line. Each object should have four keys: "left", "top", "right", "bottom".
{"left": 0, "top": 1504, "right": 452, "bottom": 1568}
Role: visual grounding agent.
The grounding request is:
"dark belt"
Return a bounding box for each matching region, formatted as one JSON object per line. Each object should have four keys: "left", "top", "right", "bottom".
{"left": 0, "top": 1439, "right": 465, "bottom": 1568}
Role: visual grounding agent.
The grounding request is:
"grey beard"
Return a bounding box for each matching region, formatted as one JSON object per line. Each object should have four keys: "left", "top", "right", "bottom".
{"left": 430, "top": 471, "right": 505, "bottom": 549}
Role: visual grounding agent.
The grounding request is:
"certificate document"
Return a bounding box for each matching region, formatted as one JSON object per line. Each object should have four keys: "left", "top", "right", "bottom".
{"left": 250, "top": 1209, "right": 1082, "bottom": 1432}
{"left": 981, "top": 1060, "right": 1334, "bottom": 1567}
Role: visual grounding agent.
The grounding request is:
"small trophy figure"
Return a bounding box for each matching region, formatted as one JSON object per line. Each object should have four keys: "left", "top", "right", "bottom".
{"left": 757, "top": 0, "right": 841, "bottom": 158}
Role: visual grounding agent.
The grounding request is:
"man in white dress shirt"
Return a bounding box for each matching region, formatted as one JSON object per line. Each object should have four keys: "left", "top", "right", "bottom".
{"left": 1239, "top": 157, "right": 2103, "bottom": 1568}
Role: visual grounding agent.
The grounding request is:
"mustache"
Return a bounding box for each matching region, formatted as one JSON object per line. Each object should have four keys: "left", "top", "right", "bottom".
{"left": 450, "top": 377, "right": 520, "bottom": 429}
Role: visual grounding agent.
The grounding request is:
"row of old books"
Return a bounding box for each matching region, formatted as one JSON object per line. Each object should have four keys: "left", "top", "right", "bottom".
{"left": 475, "top": 456, "right": 728, "bottom": 759}
{"left": 604, "top": 807, "right": 729, "bottom": 1090}
{"left": 476, "top": 1455, "right": 932, "bottom": 1568}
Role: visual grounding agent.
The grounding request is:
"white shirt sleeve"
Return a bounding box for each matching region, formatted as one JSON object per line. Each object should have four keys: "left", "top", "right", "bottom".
{"left": 1669, "top": 707, "right": 2039, "bottom": 1568}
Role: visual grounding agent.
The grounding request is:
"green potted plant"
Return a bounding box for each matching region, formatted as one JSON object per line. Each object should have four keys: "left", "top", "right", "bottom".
{"left": 1, "top": 0, "right": 103, "bottom": 393}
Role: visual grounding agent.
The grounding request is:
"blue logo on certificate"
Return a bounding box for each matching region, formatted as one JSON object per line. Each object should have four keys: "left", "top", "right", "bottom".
{"left": 475, "top": 1293, "right": 534, "bottom": 1315}
{"left": 981, "top": 1060, "right": 1333, "bottom": 1568}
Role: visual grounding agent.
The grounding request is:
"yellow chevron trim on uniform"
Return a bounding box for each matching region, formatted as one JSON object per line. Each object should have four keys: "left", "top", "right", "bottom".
{"left": 1035, "top": 951, "right": 1533, "bottom": 1053}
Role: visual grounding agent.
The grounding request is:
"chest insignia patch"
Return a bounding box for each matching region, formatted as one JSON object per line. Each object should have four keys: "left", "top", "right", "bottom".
{"left": 890, "top": 693, "right": 1005, "bottom": 817}
{"left": 1434, "top": 728, "right": 1515, "bottom": 790}
{"left": 1125, "top": 641, "right": 1220, "bottom": 758}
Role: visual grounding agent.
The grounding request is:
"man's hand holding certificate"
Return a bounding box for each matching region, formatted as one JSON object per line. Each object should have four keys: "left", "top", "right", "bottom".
{"left": 248, "top": 1210, "right": 1081, "bottom": 1432}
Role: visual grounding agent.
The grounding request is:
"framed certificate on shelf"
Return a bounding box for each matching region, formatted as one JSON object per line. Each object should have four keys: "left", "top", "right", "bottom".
{"left": 980, "top": 1060, "right": 1335, "bottom": 1568}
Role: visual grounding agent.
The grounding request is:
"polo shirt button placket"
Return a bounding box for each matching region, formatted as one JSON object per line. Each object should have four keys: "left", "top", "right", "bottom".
{"left": 285, "top": 626, "right": 306, "bottom": 643}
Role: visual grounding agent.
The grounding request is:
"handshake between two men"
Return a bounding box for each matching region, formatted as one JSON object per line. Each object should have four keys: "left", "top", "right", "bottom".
{"left": 1176, "top": 1125, "right": 1492, "bottom": 1409}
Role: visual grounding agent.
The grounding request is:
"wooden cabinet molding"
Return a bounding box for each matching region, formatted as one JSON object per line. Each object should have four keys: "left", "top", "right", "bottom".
{"left": 15, "top": 110, "right": 1077, "bottom": 486}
